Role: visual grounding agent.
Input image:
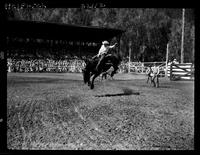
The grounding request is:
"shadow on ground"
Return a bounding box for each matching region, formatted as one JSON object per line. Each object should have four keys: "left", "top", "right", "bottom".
{"left": 95, "top": 92, "right": 140, "bottom": 97}
{"left": 95, "top": 88, "right": 140, "bottom": 97}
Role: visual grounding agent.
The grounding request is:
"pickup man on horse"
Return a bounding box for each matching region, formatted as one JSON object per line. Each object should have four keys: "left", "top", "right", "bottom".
{"left": 146, "top": 62, "right": 160, "bottom": 87}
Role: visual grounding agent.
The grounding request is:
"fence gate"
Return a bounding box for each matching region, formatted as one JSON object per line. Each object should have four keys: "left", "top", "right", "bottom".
{"left": 167, "top": 63, "right": 194, "bottom": 81}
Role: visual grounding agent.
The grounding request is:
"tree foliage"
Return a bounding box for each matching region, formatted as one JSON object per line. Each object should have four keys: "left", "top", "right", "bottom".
{"left": 7, "top": 8, "right": 194, "bottom": 62}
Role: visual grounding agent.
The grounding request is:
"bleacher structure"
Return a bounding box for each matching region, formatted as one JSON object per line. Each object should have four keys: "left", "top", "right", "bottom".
{"left": 5, "top": 19, "right": 125, "bottom": 59}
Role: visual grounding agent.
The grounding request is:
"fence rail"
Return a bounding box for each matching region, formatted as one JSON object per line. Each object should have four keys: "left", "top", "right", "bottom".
{"left": 119, "top": 61, "right": 166, "bottom": 77}
{"left": 7, "top": 58, "right": 194, "bottom": 81}
{"left": 167, "top": 63, "right": 194, "bottom": 80}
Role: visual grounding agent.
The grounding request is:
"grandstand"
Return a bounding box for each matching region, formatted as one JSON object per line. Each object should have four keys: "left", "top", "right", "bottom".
{"left": 6, "top": 20, "right": 124, "bottom": 73}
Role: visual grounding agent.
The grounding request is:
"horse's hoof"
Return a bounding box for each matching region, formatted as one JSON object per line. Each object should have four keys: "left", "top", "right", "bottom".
{"left": 90, "top": 84, "right": 94, "bottom": 89}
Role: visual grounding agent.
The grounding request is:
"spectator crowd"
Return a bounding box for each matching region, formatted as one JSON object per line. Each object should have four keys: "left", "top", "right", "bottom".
{"left": 7, "top": 57, "right": 86, "bottom": 73}
{"left": 7, "top": 56, "right": 141, "bottom": 74}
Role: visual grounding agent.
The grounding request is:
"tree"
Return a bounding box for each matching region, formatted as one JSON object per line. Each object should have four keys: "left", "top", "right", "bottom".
{"left": 168, "top": 16, "right": 194, "bottom": 63}
{"left": 7, "top": 8, "right": 194, "bottom": 62}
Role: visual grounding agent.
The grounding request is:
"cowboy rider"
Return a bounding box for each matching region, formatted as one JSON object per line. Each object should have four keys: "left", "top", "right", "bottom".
{"left": 95, "top": 40, "right": 117, "bottom": 71}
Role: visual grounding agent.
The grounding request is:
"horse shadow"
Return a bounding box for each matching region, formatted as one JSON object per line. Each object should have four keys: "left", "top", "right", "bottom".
{"left": 95, "top": 88, "right": 140, "bottom": 97}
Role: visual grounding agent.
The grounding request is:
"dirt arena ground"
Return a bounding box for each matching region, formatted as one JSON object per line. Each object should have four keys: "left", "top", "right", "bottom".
{"left": 7, "top": 73, "right": 194, "bottom": 150}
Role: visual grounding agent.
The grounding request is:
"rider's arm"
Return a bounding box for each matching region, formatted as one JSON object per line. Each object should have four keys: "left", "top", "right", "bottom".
{"left": 108, "top": 43, "right": 117, "bottom": 49}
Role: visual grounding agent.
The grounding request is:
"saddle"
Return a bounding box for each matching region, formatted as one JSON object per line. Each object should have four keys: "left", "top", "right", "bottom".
{"left": 92, "top": 53, "right": 112, "bottom": 60}
{"left": 92, "top": 54, "right": 112, "bottom": 64}
{"left": 102, "top": 54, "right": 113, "bottom": 66}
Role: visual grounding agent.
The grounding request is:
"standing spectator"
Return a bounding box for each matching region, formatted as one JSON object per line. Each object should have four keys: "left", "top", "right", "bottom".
{"left": 7, "top": 58, "right": 12, "bottom": 72}
{"left": 173, "top": 59, "right": 179, "bottom": 64}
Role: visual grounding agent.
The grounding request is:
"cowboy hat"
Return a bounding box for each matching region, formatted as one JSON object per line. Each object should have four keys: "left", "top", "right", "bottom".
{"left": 102, "top": 41, "right": 109, "bottom": 45}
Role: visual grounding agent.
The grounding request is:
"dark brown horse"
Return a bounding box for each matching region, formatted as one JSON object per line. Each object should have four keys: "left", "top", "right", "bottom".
{"left": 83, "top": 52, "right": 122, "bottom": 89}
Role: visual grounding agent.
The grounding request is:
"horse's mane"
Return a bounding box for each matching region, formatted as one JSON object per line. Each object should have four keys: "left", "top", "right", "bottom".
{"left": 110, "top": 50, "right": 122, "bottom": 63}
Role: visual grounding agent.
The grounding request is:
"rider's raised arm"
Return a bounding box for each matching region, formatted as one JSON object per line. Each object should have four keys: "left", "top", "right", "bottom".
{"left": 108, "top": 43, "right": 117, "bottom": 49}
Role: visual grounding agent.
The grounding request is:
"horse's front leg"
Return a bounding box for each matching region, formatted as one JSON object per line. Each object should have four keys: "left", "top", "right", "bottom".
{"left": 90, "top": 73, "right": 100, "bottom": 89}
{"left": 88, "top": 72, "right": 93, "bottom": 86}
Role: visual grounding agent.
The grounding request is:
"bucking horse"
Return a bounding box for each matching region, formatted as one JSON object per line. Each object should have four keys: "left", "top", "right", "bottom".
{"left": 82, "top": 49, "right": 122, "bottom": 89}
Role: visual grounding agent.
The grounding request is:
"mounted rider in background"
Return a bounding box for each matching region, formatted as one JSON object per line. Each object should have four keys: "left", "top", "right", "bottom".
{"left": 146, "top": 62, "right": 160, "bottom": 87}
{"left": 94, "top": 40, "right": 117, "bottom": 71}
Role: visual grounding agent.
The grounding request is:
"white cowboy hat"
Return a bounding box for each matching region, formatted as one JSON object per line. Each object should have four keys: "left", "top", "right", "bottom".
{"left": 102, "top": 41, "right": 109, "bottom": 45}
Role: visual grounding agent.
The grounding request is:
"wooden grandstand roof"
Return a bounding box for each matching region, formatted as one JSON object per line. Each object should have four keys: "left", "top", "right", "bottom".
{"left": 6, "top": 20, "right": 125, "bottom": 42}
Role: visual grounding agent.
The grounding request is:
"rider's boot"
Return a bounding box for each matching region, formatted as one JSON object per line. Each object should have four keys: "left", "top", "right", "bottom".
{"left": 96, "top": 55, "right": 104, "bottom": 72}
{"left": 92, "top": 55, "right": 97, "bottom": 60}
{"left": 96, "top": 60, "right": 101, "bottom": 71}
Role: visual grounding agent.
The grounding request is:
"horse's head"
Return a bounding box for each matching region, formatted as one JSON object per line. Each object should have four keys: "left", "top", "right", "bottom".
{"left": 112, "top": 50, "right": 122, "bottom": 66}
{"left": 117, "top": 53, "right": 122, "bottom": 63}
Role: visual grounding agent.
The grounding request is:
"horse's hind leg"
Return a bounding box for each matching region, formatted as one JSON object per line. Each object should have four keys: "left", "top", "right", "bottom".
{"left": 101, "top": 72, "right": 106, "bottom": 81}
{"left": 111, "top": 70, "right": 115, "bottom": 77}
{"left": 110, "top": 66, "right": 118, "bottom": 80}
{"left": 88, "top": 80, "right": 91, "bottom": 86}
{"left": 104, "top": 73, "right": 107, "bottom": 80}
{"left": 110, "top": 72, "right": 114, "bottom": 80}
{"left": 111, "top": 74, "right": 114, "bottom": 80}
{"left": 156, "top": 76, "right": 159, "bottom": 88}
{"left": 151, "top": 76, "right": 156, "bottom": 87}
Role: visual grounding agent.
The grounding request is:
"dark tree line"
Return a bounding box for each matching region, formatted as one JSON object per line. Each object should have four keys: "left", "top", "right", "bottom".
{"left": 7, "top": 8, "right": 194, "bottom": 62}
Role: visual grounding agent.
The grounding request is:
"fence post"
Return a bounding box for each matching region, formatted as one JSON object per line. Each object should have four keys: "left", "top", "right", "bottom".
{"left": 128, "top": 41, "right": 132, "bottom": 73}
{"left": 170, "top": 63, "right": 173, "bottom": 81}
{"left": 181, "top": 8, "right": 185, "bottom": 63}
{"left": 165, "top": 43, "right": 169, "bottom": 77}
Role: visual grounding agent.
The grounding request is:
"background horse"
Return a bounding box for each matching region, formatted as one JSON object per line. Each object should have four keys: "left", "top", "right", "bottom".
{"left": 83, "top": 51, "right": 122, "bottom": 89}
{"left": 146, "top": 66, "right": 160, "bottom": 88}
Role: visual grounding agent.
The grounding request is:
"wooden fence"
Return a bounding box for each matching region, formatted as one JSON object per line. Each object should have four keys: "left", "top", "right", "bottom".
{"left": 167, "top": 63, "right": 194, "bottom": 81}
{"left": 121, "top": 61, "right": 194, "bottom": 81}
{"left": 122, "top": 61, "right": 166, "bottom": 77}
